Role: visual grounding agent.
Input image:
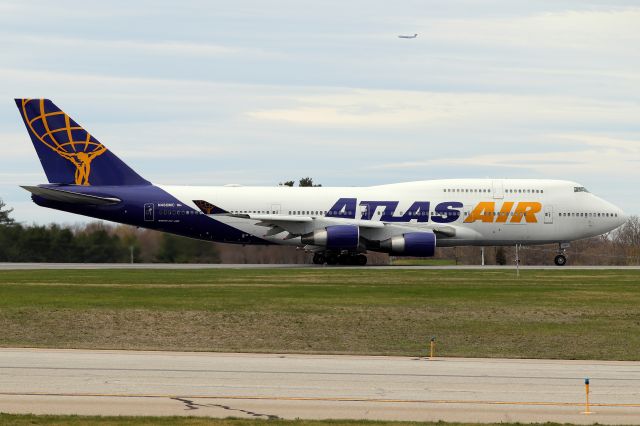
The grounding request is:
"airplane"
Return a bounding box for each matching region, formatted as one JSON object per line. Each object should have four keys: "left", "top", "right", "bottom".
{"left": 398, "top": 34, "right": 418, "bottom": 39}
{"left": 15, "top": 99, "right": 626, "bottom": 266}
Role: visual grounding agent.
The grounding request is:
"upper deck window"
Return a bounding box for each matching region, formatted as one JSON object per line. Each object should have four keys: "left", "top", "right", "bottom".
{"left": 574, "top": 186, "right": 590, "bottom": 193}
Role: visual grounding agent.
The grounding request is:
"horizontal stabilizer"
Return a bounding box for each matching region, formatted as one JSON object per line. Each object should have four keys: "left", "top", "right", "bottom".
{"left": 21, "top": 185, "right": 121, "bottom": 206}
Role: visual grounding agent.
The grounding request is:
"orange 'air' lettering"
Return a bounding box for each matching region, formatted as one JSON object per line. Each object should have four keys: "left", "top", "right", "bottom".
{"left": 464, "top": 202, "right": 495, "bottom": 223}
{"left": 510, "top": 202, "right": 542, "bottom": 223}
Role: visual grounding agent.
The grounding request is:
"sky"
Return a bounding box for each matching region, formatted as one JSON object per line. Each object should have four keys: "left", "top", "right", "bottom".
{"left": 0, "top": 0, "right": 638, "bottom": 225}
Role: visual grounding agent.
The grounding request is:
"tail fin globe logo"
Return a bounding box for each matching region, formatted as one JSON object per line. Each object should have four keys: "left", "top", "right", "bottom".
{"left": 19, "top": 99, "right": 107, "bottom": 185}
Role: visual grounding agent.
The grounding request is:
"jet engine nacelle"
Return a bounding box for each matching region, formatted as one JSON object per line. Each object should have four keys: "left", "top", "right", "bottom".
{"left": 380, "top": 232, "right": 436, "bottom": 257}
{"left": 301, "top": 225, "right": 359, "bottom": 249}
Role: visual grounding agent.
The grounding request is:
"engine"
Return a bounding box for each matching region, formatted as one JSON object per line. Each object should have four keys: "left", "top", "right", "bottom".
{"left": 301, "top": 225, "right": 359, "bottom": 249}
{"left": 380, "top": 232, "right": 436, "bottom": 257}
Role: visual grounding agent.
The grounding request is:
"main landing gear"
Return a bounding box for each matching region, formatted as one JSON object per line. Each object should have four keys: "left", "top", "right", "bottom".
{"left": 554, "top": 242, "right": 570, "bottom": 266}
{"left": 313, "top": 252, "right": 367, "bottom": 266}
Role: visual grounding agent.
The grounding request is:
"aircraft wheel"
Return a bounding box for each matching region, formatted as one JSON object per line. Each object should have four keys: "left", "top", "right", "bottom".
{"left": 554, "top": 254, "right": 567, "bottom": 266}
{"left": 326, "top": 253, "right": 338, "bottom": 265}
{"left": 312, "top": 253, "right": 325, "bottom": 265}
{"left": 356, "top": 254, "right": 367, "bottom": 266}
{"left": 338, "top": 254, "right": 351, "bottom": 265}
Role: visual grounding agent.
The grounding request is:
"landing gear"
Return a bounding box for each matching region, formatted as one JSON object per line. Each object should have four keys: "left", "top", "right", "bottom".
{"left": 554, "top": 242, "right": 569, "bottom": 266}
{"left": 312, "top": 251, "right": 367, "bottom": 266}
{"left": 554, "top": 254, "right": 567, "bottom": 266}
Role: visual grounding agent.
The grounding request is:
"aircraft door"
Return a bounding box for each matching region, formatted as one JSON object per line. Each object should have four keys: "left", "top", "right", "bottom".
{"left": 492, "top": 180, "right": 504, "bottom": 199}
{"left": 144, "top": 203, "right": 154, "bottom": 222}
{"left": 270, "top": 204, "right": 281, "bottom": 215}
{"left": 544, "top": 205, "right": 554, "bottom": 224}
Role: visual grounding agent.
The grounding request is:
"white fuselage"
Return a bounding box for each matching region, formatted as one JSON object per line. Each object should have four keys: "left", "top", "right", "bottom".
{"left": 159, "top": 178, "right": 625, "bottom": 248}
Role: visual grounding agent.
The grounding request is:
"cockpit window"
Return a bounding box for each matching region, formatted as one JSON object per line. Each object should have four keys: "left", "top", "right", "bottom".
{"left": 574, "top": 186, "right": 589, "bottom": 193}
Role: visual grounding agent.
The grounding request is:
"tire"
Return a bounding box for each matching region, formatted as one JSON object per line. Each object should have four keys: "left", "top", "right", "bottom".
{"left": 356, "top": 254, "right": 367, "bottom": 266}
{"left": 554, "top": 254, "right": 567, "bottom": 266}
{"left": 312, "top": 253, "right": 325, "bottom": 265}
{"left": 338, "top": 254, "right": 351, "bottom": 265}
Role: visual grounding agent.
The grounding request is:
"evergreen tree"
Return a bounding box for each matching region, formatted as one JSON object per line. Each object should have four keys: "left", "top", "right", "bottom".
{"left": 298, "top": 177, "right": 322, "bottom": 187}
{"left": 0, "top": 198, "right": 14, "bottom": 226}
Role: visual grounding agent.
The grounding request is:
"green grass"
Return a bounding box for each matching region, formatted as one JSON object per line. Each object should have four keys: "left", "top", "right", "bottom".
{"left": 0, "top": 414, "right": 587, "bottom": 426}
{"left": 0, "top": 269, "right": 639, "bottom": 359}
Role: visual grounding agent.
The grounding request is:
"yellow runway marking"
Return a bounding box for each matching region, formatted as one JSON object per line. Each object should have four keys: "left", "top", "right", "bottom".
{"left": 1, "top": 392, "right": 639, "bottom": 408}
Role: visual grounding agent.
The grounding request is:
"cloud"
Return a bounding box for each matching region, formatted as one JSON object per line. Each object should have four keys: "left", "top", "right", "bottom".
{"left": 246, "top": 88, "right": 640, "bottom": 129}
{"left": 370, "top": 133, "right": 640, "bottom": 178}
{"left": 417, "top": 8, "right": 640, "bottom": 53}
{"left": 0, "top": 33, "right": 281, "bottom": 58}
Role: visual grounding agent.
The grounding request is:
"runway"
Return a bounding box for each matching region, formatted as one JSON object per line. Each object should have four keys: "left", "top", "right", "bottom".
{"left": 1, "top": 349, "right": 639, "bottom": 423}
{"left": 1, "top": 262, "right": 640, "bottom": 270}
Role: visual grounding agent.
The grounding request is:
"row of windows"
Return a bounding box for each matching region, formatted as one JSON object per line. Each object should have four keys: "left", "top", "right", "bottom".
{"left": 232, "top": 210, "right": 278, "bottom": 214}
{"left": 159, "top": 210, "right": 203, "bottom": 216}
{"left": 505, "top": 189, "right": 543, "bottom": 194}
{"left": 159, "top": 208, "right": 616, "bottom": 220}
{"left": 287, "top": 211, "right": 329, "bottom": 216}
{"left": 444, "top": 188, "right": 490, "bottom": 193}
{"left": 560, "top": 212, "right": 617, "bottom": 218}
{"left": 443, "top": 188, "right": 544, "bottom": 194}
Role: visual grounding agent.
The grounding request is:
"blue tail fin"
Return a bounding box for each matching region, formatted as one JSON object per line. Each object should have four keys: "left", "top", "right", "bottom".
{"left": 15, "top": 99, "right": 150, "bottom": 186}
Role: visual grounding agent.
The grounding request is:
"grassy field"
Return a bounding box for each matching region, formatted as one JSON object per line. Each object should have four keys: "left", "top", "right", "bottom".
{"left": 0, "top": 414, "right": 584, "bottom": 426}
{"left": 0, "top": 268, "right": 639, "bottom": 359}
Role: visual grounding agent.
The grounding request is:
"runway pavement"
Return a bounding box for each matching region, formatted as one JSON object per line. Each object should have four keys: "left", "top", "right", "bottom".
{"left": 1, "top": 262, "right": 640, "bottom": 270}
{"left": 1, "top": 349, "right": 639, "bottom": 423}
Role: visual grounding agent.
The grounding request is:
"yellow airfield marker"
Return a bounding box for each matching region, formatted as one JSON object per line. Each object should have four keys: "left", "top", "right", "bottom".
{"left": 429, "top": 337, "right": 436, "bottom": 360}
{"left": 582, "top": 377, "right": 593, "bottom": 415}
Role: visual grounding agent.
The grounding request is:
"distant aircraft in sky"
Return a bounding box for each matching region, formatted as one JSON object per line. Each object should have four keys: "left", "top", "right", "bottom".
{"left": 398, "top": 34, "right": 418, "bottom": 39}
{"left": 16, "top": 99, "right": 626, "bottom": 266}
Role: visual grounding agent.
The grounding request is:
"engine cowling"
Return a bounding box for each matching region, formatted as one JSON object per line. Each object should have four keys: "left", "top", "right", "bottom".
{"left": 301, "top": 225, "right": 359, "bottom": 249}
{"left": 380, "top": 232, "right": 436, "bottom": 257}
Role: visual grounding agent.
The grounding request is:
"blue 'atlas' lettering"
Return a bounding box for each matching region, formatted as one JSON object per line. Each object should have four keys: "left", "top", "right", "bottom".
{"left": 326, "top": 199, "right": 463, "bottom": 223}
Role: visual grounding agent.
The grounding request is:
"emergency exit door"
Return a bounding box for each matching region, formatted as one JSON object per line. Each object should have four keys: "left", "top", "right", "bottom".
{"left": 544, "top": 205, "right": 554, "bottom": 224}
